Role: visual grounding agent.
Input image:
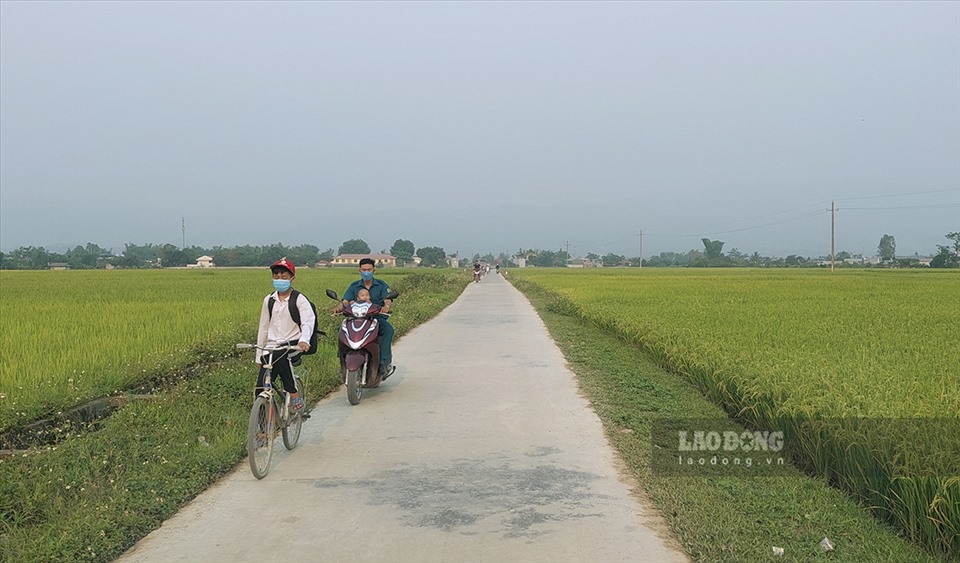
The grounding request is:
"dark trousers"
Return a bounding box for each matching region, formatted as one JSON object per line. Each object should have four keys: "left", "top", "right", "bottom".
{"left": 378, "top": 316, "right": 394, "bottom": 366}
{"left": 257, "top": 352, "right": 298, "bottom": 394}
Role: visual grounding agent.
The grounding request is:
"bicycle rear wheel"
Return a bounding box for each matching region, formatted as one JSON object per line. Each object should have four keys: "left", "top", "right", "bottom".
{"left": 282, "top": 377, "right": 306, "bottom": 450}
{"left": 247, "top": 396, "right": 276, "bottom": 479}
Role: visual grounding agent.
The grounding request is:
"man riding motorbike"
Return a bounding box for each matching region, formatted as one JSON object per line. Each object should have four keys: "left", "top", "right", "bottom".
{"left": 334, "top": 258, "right": 395, "bottom": 379}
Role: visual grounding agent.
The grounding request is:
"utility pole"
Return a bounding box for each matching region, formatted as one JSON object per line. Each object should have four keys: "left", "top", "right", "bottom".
{"left": 827, "top": 202, "right": 837, "bottom": 271}
{"left": 639, "top": 230, "right": 644, "bottom": 269}
{"left": 182, "top": 217, "right": 186, "bottom": 250}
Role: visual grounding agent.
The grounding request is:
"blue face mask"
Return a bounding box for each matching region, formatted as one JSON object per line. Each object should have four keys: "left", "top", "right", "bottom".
{"left": 273, "top": 279, "right": 291, "bottom": 292}
{"left": 360, "top": 271, "right": 374, "bottom": 281}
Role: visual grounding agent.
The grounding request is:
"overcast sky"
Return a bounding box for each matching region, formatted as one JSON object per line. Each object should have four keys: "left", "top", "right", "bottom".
{"left": 1, "top": 1, "right": 958, "bottom": 259}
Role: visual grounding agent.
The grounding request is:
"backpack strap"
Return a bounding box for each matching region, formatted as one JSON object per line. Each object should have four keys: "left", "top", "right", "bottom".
{"left": 288, "top": 289, "right": 302, "bottom": 326}
{"left": 268, "top": 290, "right": 301, "bottom": 327}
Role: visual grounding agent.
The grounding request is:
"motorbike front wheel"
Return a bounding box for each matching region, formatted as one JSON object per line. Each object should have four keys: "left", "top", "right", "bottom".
{"left": 346, "top": 368, "right": 363, "bottom": 405}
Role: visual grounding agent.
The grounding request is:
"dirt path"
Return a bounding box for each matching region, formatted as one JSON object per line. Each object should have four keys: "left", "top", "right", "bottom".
{"left": 117, "top": 272, "right": 687, "bottom": 562}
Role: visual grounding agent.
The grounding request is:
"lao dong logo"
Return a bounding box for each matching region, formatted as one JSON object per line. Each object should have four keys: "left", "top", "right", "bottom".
{"left": 678, "top": 430, "right": 785, "bottom": 453}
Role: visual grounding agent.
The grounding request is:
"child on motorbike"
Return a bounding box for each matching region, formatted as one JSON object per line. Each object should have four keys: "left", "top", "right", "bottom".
{"left": 256, "top": 258, "right": 314, "bottom": 412}
{"left": 349, "top": 287, "right": 373, "bottom": 316}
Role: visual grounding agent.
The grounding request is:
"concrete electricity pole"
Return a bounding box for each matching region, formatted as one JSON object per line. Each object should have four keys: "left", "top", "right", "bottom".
{"left": 827, "top": 202, "right": 837, "bottom": 271}
{"left": 639, "top": 230, "right": 643, "bottom": 269}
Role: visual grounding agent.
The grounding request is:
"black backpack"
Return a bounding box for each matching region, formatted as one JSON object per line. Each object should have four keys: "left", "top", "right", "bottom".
{"left": 268, "top": 289, "right": 320, "bottom": 355}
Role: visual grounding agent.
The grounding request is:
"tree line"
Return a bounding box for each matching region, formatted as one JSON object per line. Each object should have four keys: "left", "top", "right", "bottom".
{"left": 0, "top": 238, "right": 454, "bottom": 270}
{"left": 2, "top": 233, "right": 957, "bottom": 270}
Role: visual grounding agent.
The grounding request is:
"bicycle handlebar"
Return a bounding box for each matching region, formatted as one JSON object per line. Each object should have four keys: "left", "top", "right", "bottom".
{"left": 236, "top": 343, "right": 301, "bottom": 352}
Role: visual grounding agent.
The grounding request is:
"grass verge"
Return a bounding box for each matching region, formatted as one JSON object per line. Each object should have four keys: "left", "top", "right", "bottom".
{"left": 0, "top": 270, "right": 467, "bottom": 563}
{"left": 512, "top": 278, "right": 940, "bottom": 563}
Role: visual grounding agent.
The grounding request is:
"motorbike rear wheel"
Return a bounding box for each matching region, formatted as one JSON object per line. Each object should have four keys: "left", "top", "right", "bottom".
{"left": 346, "top": 368, "right": 363, "bottom": 405}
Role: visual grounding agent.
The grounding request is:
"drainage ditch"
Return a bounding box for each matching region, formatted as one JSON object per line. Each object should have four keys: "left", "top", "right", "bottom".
{"left": 0, "top": 363, "right": 212, "bottom": 455}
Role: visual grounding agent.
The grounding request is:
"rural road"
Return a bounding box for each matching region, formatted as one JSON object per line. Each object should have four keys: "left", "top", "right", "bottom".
{"left": 117, "top": 272, "right": 687, "bottom": 563}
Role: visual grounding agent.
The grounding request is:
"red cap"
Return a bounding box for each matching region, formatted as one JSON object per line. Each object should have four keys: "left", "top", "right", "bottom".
{"left": 269, "top": 257, "right": 295, "bottom": 276}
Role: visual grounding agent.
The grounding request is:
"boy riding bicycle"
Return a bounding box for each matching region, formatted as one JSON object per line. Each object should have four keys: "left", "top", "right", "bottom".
{"left": 256, "top": 258, "right": 315, "bottom": 412}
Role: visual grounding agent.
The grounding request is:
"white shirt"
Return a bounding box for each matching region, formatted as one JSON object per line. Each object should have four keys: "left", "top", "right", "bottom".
{"left": 256, "top": 291, "right": 316, "bottom": 354}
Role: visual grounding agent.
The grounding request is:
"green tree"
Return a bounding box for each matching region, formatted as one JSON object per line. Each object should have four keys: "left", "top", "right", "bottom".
{"left": 528, "top": 249, "right": 570, "bottom": 267}
{"left": 601, "top": 253, "right": 625, "bottom": 267}
{"left": 390, "top": 239, "right": 415, "bottom": 265}
{"left": 878, "top": 234, "right": 896, "bottom": 262}
{"left": 6, "top": 246, "right": 54, "bottom": 269}
{"left": 784, "top": 254, "right": 808, "bottom": 267}
{"left": 286, "top": 244, "right": 320, "bottom": 267}
{"left": 727, "top": 248, "right": 745, "bottom": 265}
{"left": 688, "top": 249, "right": 707, "bottom": 267}
{"left": 701, "top": 238, "right": 725, "bottom": 260}
{"left": 65, "top": 245, "right": 97, "bottom": 269}
{"left": 931, "top": 232, "right": 960, "bottom": 268}
{"left": 123, "top": 243, "right": 161, "bottom": 267}
{"left": 416, "top": 246, "right": 446, "bottom": 267}
{"left": 338, "top": 239, "right": 371, "bottom": 255}
{"left": 159, "top": 244, "right": 190, "bottom": 267}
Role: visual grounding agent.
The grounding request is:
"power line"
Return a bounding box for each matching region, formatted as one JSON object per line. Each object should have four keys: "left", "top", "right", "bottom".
{"left": 834, "top": 188, "right": 959, "bottom": 202}
{"left": 651, "top": 210, "right": 826, "bottom": 238}
{"left": 654, "top": 188, "right": 958, "bottom": 236}
{"left": 842, "top": 203, "right": 960, "bottom": 210}
{"left": 570, "top": 187, "right": 959, "bottom": 254}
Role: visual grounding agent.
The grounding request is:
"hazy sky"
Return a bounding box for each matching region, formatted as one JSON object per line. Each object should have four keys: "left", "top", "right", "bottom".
{"left": 2, "top": 1, "right": 958, "bottom": 259}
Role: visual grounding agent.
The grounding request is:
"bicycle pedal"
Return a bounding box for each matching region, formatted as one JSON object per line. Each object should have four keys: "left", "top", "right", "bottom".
{"left": 300, "top": 413, "right": 311, "bottom": 419}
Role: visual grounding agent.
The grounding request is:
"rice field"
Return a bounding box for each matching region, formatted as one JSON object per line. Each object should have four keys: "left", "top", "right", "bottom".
{"left": 510, "top": 267, "right": 960, "bottom": 558}
{"left": 0, "top": 268, "right": 361, "bottom": 432}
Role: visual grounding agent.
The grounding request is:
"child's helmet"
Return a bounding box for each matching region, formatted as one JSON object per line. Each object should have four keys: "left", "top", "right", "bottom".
{"left": 270, "top": 257, "right": 295, "bottom": 276}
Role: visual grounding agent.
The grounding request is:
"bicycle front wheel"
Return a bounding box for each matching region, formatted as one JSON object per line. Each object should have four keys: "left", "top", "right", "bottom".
{"left": 247, "top": 396, "right": 276, "bottom": 479}
{"left": 282, "top": 377, "right": 306, "bottom": 450}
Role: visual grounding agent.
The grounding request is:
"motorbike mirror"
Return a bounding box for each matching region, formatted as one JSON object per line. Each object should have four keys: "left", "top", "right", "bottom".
{"left": 325, "top": 289, "right": 339, "bottom": 301}
{"left": 385, "top": 290, "right": 400, "bottom": 300}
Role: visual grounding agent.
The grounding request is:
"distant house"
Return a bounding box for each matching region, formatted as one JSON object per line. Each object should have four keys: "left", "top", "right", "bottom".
{"left": 331, "top": 253, "right": 396, "bottom": 268}
{"left": 188, "top": 255, "right": 215, "bottom": 268}
{"left": 48, "top": 262, "right": 70, "bottom": 270}
{"left": 314, "top": 260, "right": 331, "bottom": 268}
{"left": 566, "top": 258, "right": 601, "bottom": 268}
{"left": 445, "top": 255, "right": 458, "bottom": 268}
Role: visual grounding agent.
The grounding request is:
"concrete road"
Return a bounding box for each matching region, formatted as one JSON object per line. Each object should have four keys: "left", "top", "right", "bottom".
{"left": 117, "top": 272, "right": 687, "bottom": 563}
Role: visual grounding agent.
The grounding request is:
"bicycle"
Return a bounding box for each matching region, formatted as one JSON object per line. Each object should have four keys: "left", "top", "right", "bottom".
{"left": 236, "top": 343, "right": 308, "bottom": 479}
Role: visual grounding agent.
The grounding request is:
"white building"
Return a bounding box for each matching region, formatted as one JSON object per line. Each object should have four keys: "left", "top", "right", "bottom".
{"left": 189, "top": 255, "right": 215, "bottom": 268}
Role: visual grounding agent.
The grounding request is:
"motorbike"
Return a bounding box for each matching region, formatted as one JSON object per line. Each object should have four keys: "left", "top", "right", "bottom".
{"left": 325, "top": 288, "right": 400, "bottom": 405}
{"left": 473, "top": 268, "right": 482, "bottom": 283}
